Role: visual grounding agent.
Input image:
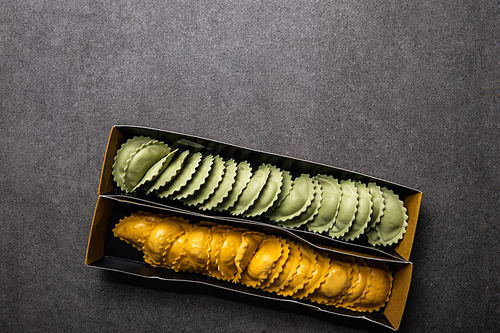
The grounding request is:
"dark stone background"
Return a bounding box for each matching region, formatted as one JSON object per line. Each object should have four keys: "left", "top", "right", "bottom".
{"left": 1, "top": 0, "right": 499, "bottom": 332}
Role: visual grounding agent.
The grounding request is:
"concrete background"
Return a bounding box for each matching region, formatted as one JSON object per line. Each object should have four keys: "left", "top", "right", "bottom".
{"left": 1, "top": 0, "right": 499, "bottom": 332}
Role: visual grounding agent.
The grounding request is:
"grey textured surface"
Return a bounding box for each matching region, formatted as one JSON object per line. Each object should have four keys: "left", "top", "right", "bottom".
{"left": 1, "top": 0, "right": 499, "bottom": 332}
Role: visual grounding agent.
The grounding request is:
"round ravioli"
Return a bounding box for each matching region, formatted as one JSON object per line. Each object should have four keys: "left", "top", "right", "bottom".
{"left": 156, "top": 152, "right": 203, "bottom": 198}
{"left": 240, "top": 235, "right": 284, "bottom": 288}
{"left": 329, "top": 179, "right": 358, "bottom": 239}
{"left": 342, "top": 181, "right": 373, "bottom": 241}
{"left": 206, "top": 225, "right": 232, "bottom": 280}
{"left": 341, "top": 258, "right": 372, "bottom": 309}
{"left": 182, "top": 155, "right": 225, "bottom": 206}
{"left": 142, "top": 218, "right": 192, "bottom": 266}
{"left": 146, "top": 150, "right": 189, "bottom": 194}
{"left": 198, "top": 158, "right": 238, "bottom": 211}
{"left": 371, "top": 187, "right": 408, "bottom": 246}
{"left": 112, "top": 136, "right": 153, "bottom": 192}
{"left": 112, "top": 215, "right": 158, "bottom": 251}
{"left": 264, "top": 240, "right": 302, "bottom": 293}
{"left": 350, "top": 261, "right": 393, "bottom": 312}
{"left": 307, "top": 254, "right": 352, "bottom": 304}
{"left": 266, "top": 173, "right": 316, "bottom": 222}
{"left": 293, "top": 249, "right": 330, "bottom": 299}
{"left": 231, "top": 164, "right": 271, "bottom": 216}
{"left": 217, "top": 228, "right": 246, "bottom": 281}
{"left": 278, "top": 242, "right": 317, "bottom": 297}
{"left": 123, "top": 141, "right": 171, "bottom": 192}
{"left": 366, "top": 182, "right": 385, "bottom": 230}
{"left": 259, "top": 237, "right": 290, "bottom": 289}
{"left": 215, "top": 161, "right": 253, "bottom": 211}
{"left": 132, "top": 148, "right": 178, "bottom": 192}
{"left": 279, "top": 178, "right": 322, "bottom": 229}
{"left": 171, "top": 154, "right": 214, "bottom": 200}
{"left": 233, "top": 231, "right": 266, "bottom": 283}
{"left": 167, "top": 231, "right": 191, "bottom": 271}
{"left": 306, "top": 175, "right": 341, "bottom": 233}
{"left": 183, "top": 225, "right": 212, "bottom": 272}
{"left": 244, "top": 165, "right": 283, "bottom": 217}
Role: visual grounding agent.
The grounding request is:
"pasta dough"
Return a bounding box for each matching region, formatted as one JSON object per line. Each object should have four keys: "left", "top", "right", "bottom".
{"left": 112, "top": 136, "right": 408, "bottom": 247}
{"left": 113, "top": 212, "right": 394, "bottom": 313}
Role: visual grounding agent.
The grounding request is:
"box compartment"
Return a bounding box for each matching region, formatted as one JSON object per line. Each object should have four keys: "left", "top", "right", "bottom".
{"left": 86, "top": 196, "right": 413, "bottom": 331}
{"left": 99, "top": 126, "right": 422, "bottom": 261}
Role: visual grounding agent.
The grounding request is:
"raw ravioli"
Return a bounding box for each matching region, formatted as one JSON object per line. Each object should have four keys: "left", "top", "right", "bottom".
{"left": 156, "top": 152, "right": 202, "bottom": 198}
{"left": 306, "top": 175, "right": 341, "bottom": 233}
{"left": 114, "top": 212, "right": 394, "bottom": 313}
{"left": 266, "top": 174, "right": 316, "bottom": 222}
{"left": 329, "top": 180, "right": 358, "bottom": 239}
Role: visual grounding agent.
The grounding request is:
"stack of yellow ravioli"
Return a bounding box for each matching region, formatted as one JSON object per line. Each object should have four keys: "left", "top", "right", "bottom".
{"left": 112, "top": 136, "right": 408, "bottom": 247}
{"left": 113, "top": 211, "right": 393, "bottom": 312}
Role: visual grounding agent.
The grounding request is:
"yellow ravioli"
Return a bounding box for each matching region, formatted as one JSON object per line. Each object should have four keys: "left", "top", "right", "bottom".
{"left": 306, "top": 254, "right": 352, "bottom": 304}
{"left": 341, "top": 258, "right": 372, "bottom": 310}
{"left": 264, "top": 240, "right": 301, "bottom": 293}
{"left": 168, "top": 231, "right": 192, "bottom": 271}
{"left": 206, "top": 225, "right": 232, "bottom": 280}
{"left": 259, "top": 237, "right": 290, "bottom": 289}
{"left": 183, "top": 225, "right": 212, "bottom": 273}
{"left": 329, "top": 257, "right": 359, "bottom": 307}
{"left": 240, "top": 235, "right": 283, "bottom": 288}
{"left": 113, "top": 215, "right": 158, "bottom": 251}
{"left": 278, "top": 242, "right": 317, "bottom": 297}
{"left": 293, "top": 248, "right": 330, "bottom": 299}
{"left": 113, "top": 212, "right": 394, "bottom": 313}
{"left": 350, "top": 261, "right": 393, "bottom": 312}
{"left": 233, "top": 231, "right": 266, "bottom": 283}
{"left": 142, "top": 218, "right": 192, "bottom": 267}
{"left": 217, "top": 228, "right": 247, "bottom": 281}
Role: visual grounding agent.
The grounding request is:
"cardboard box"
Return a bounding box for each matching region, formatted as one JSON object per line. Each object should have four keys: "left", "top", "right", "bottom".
{"left": 98, "top": 126, "right": 422, "bottom": 261}
{"left": 86, "top": 196, "right": 413, "bottom": 331}
{"left": 87, "top": 125, "right": 421, "bottom": 330}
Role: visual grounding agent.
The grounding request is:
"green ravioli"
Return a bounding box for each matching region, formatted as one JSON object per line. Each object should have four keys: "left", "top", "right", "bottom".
{"left": 183, "top": 155, "right": 226, "bottom": 207}
{"left": 370, "top": 187, "right": 408, "bottom": 246}
{"left": 145, "top": 150, "right": 189, "bottom": 194}
{"left": 198, "top": 158, "right": 238, "bottom": 211}
{"left": 342, "top": 181, "right": 372, "bottom": 241}
{"left": 231, "top": 164, "right": 271, "bottom": 216}
{"left": 123, "top": 141, "right": 171, "bottom": 192}
{"left": 156, "top": 152, "right": 203, "bottom": 198}
{"left": 279, "top": 177, "right": 321, "bottom": 229}
{"left": 306, "top": 175, "right": 341, "bottom": 233}
{"left": 266, "top": 173, "right": 315, "bottom": 222}
{"left": 112, "top": 136, "right": 154, "bottom": 192}
{"left": 171, "top": 154, "right": 214, "bottom": 200}
{"left": 244, "top": 165, "right": 283, "bottom": 217}
{"left": 132, "top": 149, "right": 178, "bottom": 192}
{"left": 329, "top": 179, "right": 358, "bottom": 239}
{"left": 214, "top": 161, "right": 252, "bottom": 212}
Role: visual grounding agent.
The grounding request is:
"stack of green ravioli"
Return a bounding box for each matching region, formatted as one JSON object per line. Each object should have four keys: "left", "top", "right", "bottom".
{"left": 112, "top": 136, "right": 408, "bottom": 247}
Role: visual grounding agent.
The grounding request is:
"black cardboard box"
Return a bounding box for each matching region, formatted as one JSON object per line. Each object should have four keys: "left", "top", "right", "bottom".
{"left": 98, "top": 126, "right": 422, "bottom": 261}
{"left": 86, "top": 196, "right": 413, "bottom": 331}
